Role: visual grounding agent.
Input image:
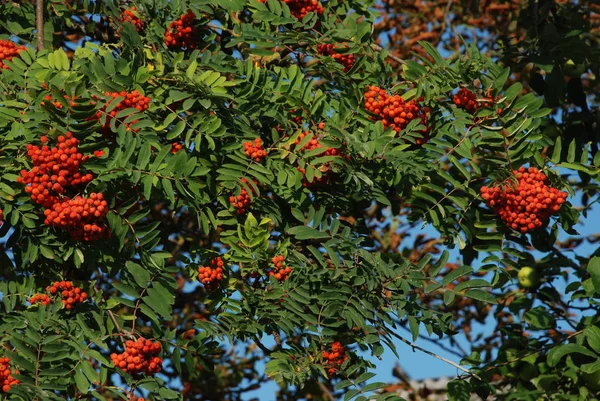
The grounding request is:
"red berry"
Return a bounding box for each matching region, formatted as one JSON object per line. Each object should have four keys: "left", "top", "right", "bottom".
{"left": 122, "top": 6, "right": 145, "bottom": 32}
{"left": 90, "top": 91, "right": 150, "bottom": 134}
{"left": 0, "top": 40, "right": 26, "bottom": 70}
{"left": 364, "top": 86, "right": 429, "bottom": 145}
{"left": 243, "top": 138, "right": 267, "bottom": 162}
{"left": 267, "top": 255, "right": 292, "bottom": 281}
{"left": 317, "top": 43, "right": 356, "bottom": 71}
{"left": 480, "top": 167, "right": 568, "bottom": 234}
{"left": 171, "top": 142, "right": 184, "bottom": 154}
{"left": 198, "top": 257, "right": 225, "bottom": 290}
{"left": 321, "top": 341, "right": 348, "bottom": 376}
{"left": 164, "top": 10, "right": 200, "bottom": 50}
{"left": 29, "top": 293, "right": 52, "bottom": 306}
{"left": 230, "top": 178, "right": 258, "bottom": 215}
{"left": 17, "top": 134, "right": 94, "bottom": 209}
{"left": 111, "top": 338, "right": 162, "bottom": 376}
{"left": 42, "top": 281, "right": 87, "bottom": 308}
{"left": 258, "top": 0, "right": 324, "bottom": 19}
{"left": 291, "top": 131, "right": 346, "bottom": 186}
{"left": 43, "top": 194, "right": 109, "bottom": 241}
{"left": 0, "top": 357, "right": 20, "bottom": 392}
{"left": 452, "top": 88, "right": 493, "bottom": 114}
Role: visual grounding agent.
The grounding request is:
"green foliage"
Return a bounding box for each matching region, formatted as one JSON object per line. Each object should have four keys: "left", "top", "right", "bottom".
{"left": 0, "top": 0, "right": 599, "bottom": 400}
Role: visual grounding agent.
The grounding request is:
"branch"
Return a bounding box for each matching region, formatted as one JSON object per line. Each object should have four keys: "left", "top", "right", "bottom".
{"left": 402, "top": 326, "right": 467, "bottom": 359}
{"left": 370, "top": 43, "right": 406, "bottom": 65}
{"left": 439, "top": 0, "right": 454, "bottom": 36}
{"left": 318, "top": 381, "right": 335, "bottom": 401}
{"left": 386, "top": 329, "right": 483, "bottom": 381}
{"left": 253, "top": 337, "right": 273, "bottom": 355}
{"left": 36, "top": 0, "right": 44, "bottom": 50}
{"left": 483, "top": 329, "right": 584, "bottom": 372}
{"left": 107, "top": 310, "right": 134, "bottom": 342}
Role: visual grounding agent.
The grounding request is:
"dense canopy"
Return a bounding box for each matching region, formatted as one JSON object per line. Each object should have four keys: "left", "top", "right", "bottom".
{"left": 0, "top": 0, "right": 599, "bottom": 400}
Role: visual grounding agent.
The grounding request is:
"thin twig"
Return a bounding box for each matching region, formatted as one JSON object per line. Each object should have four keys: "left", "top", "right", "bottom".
{"left": 318, "top": 382, "right": 335, "bottom": 401}
{"left": 253, "top": 337, "right": 272, "bottom": 355}
{"left": 36, "top": 0, "right": 44, "bottom": 51}
{"left": 370, "top": 43, "right": 406, "bottom": 65}
{"left": 483, "top": 329, "right": 584, "bottom": 372}
{"left": 398, "top": 324, "right": 466, "bottom": 359}
{"left": 439, "top": 0, "right": 454, "bottom": 35}
{"left": 386, "top": 329, "right": 483, "bottom": 381}
{"left": 107, "top": 310, "right": 134, "bottom": 342}
{"left": 34, "top": 343, "right": 41, "bottom": 390}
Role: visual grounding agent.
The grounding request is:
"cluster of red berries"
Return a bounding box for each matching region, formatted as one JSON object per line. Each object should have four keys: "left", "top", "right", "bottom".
{"left": 0, "top": 39, "right": 26, "bottom": 70}
{"left": 452, "top": 88, "right": 478, "bottom": 114}
{"left": 243, "top": 138, "right": 268, "bottom": 162}
{"left": 18, "top": 134, "right": 108, "bottom": 240}
{"left": 42, "top": 93, "right": 77, "bottom": 109}
{"left": 122, "top": 7, "right": 144, "bottom": 32}
{"left": 317, "top": 44, "right": 356, "bottom": 71}
{"left": 110, "top": 338, "right": 162, "bottom": 376}
{"left": 198, "top": 257, "right": 225, "bottom": 290}
{"left": 18, "top": 133, "right": 93, "bottom": 208}
{"left": 268, "top": 255, "right": 292, "bottom": 281}
{"left": 0, "top": 357, "right": 19, "bottom": 393}
{"left": 29, "top": 293, "right": 52, "bottom": 306}
{"left": 44, "top": 193, "right": 109, "bottom": 241}
{"left": 452, "top": 88, "right": 493, "bottom": 114}
{"left": 93, "top": 90, "right": 150, "bottom": 132}
{"left": 322, "top": 341, "right": 348, "bottom": 376}
{"left": 293, "top": 131, "right": 340, "bottom": 155}
{"left": 229, "top": 178, "right": 257, "bottom": 215}
{"left": 259, "top": 0, "right": 324, "bottom": 19}
{"left": 164, "top": 10, "right": 199, "bottom": 50}
{"left": 0, "top": 209, "right": 3, "bottom": 226}
{"left": 171, "top": 142, "right": 184, "bottom": 154}
{"left": 293, "top": 131, "right": 344, "bottom": 186}
{"left": 47, "top": 281, "right": 88, "bottom": 309}
{"left": 364, "top": 86, "right": 430, "bottom": 145}
{"left": 480, "top": 167, "right": 568, "bottom": 233}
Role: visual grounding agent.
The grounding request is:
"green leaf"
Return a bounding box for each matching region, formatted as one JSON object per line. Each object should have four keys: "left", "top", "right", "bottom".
{"left": 523, "top": 307, "right": 556, "bottom": 329}
{"left": 418, "top": 41, "right": 445, "bottom": 66}
{"left": 585, "top": 326, "right": 600, "bottom": 353}
{"left": 125, "top": 261, "right": 151, "bottom": 287}
{"left": 447, "top": 379, "right": 472, "bottom": 401}
{"left": 168, "top": 120, "right": 187, "bottom": 140}
{"left": 442, "top": 265, "right": 473, "bottom": 286}
{"left": 443, "top": 290, "right": 456, "bottom": 305}
{"left": 588, "top": 256, "right": 600, "bottom": 294}
{"left": 287, "top": 226, "right": 330, "bottom": 240}
{"left": 492, "top": 68, "right": 510, "bottom": 92}
{"left": 112, "top": 282, "right": 140, "bottom": 299}
{"left": 162, "top": 178, "right": 176, "bottom": 205}
{"left": 73, "top": 369, "right": 90, "bottom": 394}
{"left": 454, "top": 279, "right": 491, "bottom": 292}
{"left": 567, "top": 139, "right": 576, "bottom": 163}
{"left": 362, "top": 382, "right": 387, "bottom": 392}
{"left": 547, "top": 343, "right": 596, "bottom": 367}
{"left": 551, "top": 136, "right": 562, "bottom": 163}
{"left": 335, "top": 380, "right": 353, "bottom": 391}
{"left": 464, "top": 289, "right": 497, "bottom": 304}
{"left": 407, "top": 316, "right": 419, "bottom": 341}
{"left": 143, "top": 294, "right": 171, "bottom": 319}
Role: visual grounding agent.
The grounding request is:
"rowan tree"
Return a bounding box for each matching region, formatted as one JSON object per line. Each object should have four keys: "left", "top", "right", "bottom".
{"left": 0, "top": 0, "right": 599, "bottom": 401}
